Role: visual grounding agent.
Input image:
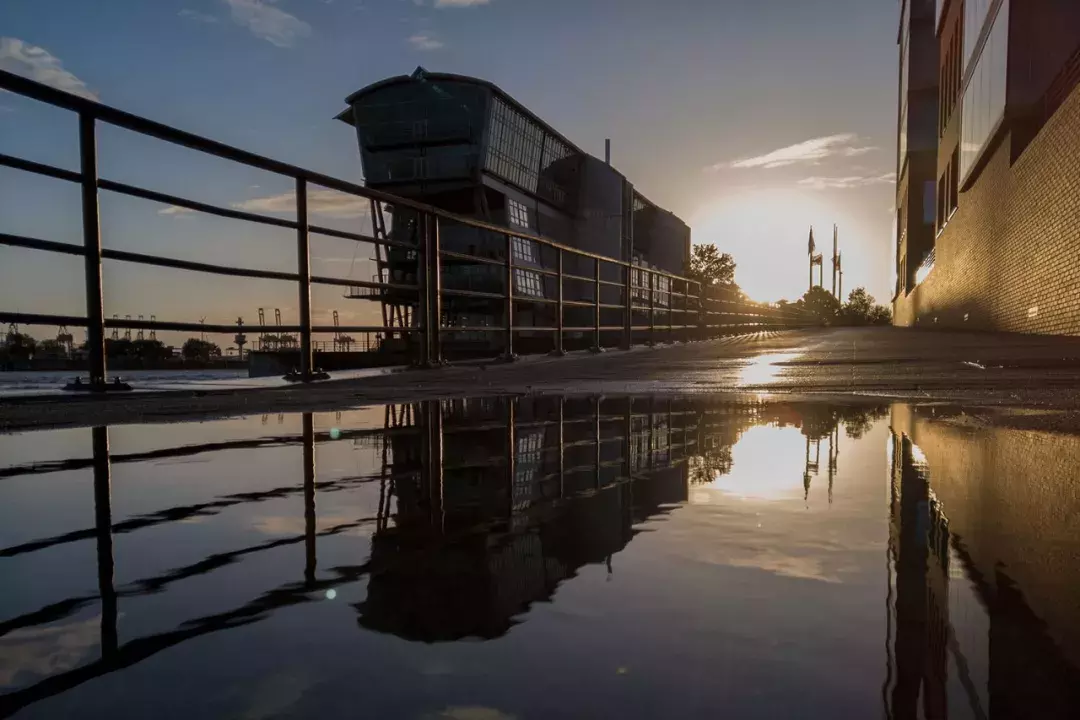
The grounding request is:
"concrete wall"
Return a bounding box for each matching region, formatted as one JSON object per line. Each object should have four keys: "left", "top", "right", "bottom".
{"left": 894, "top": 84, "right": 1080, "bottom": 333}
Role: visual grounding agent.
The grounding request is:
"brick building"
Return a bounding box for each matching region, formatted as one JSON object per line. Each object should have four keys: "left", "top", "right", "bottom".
{"left": 893, "top": 0, "right": 1080, "bottom": 334}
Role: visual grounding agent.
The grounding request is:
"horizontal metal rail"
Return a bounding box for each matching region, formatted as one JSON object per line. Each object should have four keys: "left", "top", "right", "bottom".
{"left": 0, "top": 67, "right": 814, "bottom": 380}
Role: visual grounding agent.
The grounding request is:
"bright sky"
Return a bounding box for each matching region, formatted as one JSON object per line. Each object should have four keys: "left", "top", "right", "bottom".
{"left": 0, "top": 0, "right": 899, "bottom": 345}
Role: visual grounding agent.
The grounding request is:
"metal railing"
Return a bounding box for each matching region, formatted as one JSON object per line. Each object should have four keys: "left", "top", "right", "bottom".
{"left": 0, "top": 69, "right": 813, "bottom": 389}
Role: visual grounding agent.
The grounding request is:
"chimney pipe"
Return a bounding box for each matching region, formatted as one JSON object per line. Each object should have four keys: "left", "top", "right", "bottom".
{"left": 605, "top": 138, "right": 611, "bottom": 165}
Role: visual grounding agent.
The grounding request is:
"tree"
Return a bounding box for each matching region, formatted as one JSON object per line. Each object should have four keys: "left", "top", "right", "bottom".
{"left": 182, "top": 338, "right": 221, "bottom": 361}
{"left": 131, "top": 339, "right": 169, "bottom": 362}
{"left": 37, "top": 339, "right": 68, "bottom": 357}
{"left": 105, "top": 338, "right": 134, "bottom": 358}
{"left": 687, "top": 243, "right": 737, "bottom": 288}
{"left": 868, "top": 304, "right": 892, "bottom": 326}
{"left": 841, "top": 287, "right": 892, "bottom": 326}
{"left": 797, "top": 287, "right": 842, "bottom": 325}
{"left": 2, "top": 331, "right": 37, "bottom": 360}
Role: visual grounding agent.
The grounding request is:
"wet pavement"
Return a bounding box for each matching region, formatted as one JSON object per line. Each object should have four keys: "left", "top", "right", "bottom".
{"left": 6, "top": 327, "right": 1080, "bottom": 432}
{"left": 2, "top": 395, "right": 1079, "bottom": 718}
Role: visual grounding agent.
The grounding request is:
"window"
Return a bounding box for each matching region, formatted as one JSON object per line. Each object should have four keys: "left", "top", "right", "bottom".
{"left": 485, "top": 96, "right": 575, "bottom": 204}
{"left": 922, "top": 181, "right": 935, "bottom": 225}
{"left": 963, "top": 0, "right": 996, "bottom": 72}
{"left": 511, "top": 235, "right": 537, "bottom": 265}
{"left": 898, "top": 107, "right": 909, "bottom": 173}
{"left": 514, "top": 268, "right": 544, "bottom": 297}
{"left": 959, "top": 0, "right": 1008, "bottom": 183}
{"left": 507, "top": 198, "right": 530, "bottom": 229}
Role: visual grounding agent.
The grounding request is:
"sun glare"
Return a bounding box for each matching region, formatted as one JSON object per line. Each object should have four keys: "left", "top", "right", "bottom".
{"left": 702, "top": 425, "right": 811, "bottom": 502}
{"left": 690, "top": 188, "right": 846, "bottom": 303}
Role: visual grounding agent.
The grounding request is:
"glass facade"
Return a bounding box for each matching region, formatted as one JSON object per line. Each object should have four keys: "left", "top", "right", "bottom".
{"left": 507, "top": 198, "right": 530, "bottom": 229}
{"left": 963, "top": 0, "right": 997, "bottom": 72}
{"left": 350, "top": 80, "right": 487, "bottom": 185}
{"left": 485, "top": 97, "right": 575, "bottom": 206}
{"left": 511, "top": 235, "right": 544, "bottom": 298}
{"left": 898, "top": 1, "right": 910, "bottom": 174}
{"left": 959, "top": 0, "right": 1009, "bottom": 182}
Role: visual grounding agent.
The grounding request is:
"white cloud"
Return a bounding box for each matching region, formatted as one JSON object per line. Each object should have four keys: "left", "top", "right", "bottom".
{"left": 159, "top": 205, "right": 197, "bottom": 217}
{"left": 408, "top": 33, "right": 444, "bottom": 51}
{"left": 233, "top": 189, "right": 371, "bottom": 219}
{"left": 0, "top": 37, "right": 97, "bottom": 100}
{"left": 711, "top": 134, "right": 876, "bottom": 171}
{"left": 179, "top": 8, "right": 220, "bottom": 23}
{"left": 434, "top": 0, "right": 492, "bottom": 6}
{"left": 797, "top": 173, "right": 896, "bottom": 190}
{"left": 223, "top": 0, "right": 311, "bottom": 47}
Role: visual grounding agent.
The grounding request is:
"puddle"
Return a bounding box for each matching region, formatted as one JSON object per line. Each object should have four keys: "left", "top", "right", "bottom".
{"left": 1, "top": 398, "right": 1079, "bottom": 718}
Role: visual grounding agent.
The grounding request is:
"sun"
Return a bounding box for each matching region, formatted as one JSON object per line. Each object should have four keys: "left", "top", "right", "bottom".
{"left": 690, "top": 187, "right": 845, "bottom": 304}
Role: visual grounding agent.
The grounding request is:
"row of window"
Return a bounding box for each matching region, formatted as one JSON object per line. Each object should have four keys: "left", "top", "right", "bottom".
{"left": 507, "top": 198, "right": 530, "bottom": 230}
{"left": 939, "top": 20, "right": 963, "bottom": 136}
{"left": 485, "top": 97, "right": 575, "bottom": 198}
{"left": 959, "top": 0, "right": 1009, "bottom": 182}
{"left": 937, "top": 147, "right": 960, "bottom": 234}
{"left": 363, "top": 146, "right": 477, "bottom": 184}
{"left": 898, "top": 3, "right": 910, "bottom": 173}
{"left": 963, "top": 0, "right": 998, "bottom": 72}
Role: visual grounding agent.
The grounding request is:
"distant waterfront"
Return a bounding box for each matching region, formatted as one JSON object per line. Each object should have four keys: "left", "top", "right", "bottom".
{"left": 0, "top": 368, "right": 249, "bottom": 397}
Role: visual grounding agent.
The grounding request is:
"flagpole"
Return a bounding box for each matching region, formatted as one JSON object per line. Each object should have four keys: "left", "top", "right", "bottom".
{"left": 831, "top": 225, "right": 838, "bottom": 298}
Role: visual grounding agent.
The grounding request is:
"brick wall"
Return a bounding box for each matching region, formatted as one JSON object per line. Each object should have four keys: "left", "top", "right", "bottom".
{"left": 894, "top": 84, "right": 1080, "bottom": 334}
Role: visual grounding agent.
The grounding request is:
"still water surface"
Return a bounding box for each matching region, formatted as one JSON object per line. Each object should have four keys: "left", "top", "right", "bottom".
{"left": 1, "top": 398, "right": 1078, "bottom": 718}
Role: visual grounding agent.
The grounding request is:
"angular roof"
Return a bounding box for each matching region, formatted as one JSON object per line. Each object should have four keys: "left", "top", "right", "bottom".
{"left": 335, "top": 67, "right": 584, "bottom": 156}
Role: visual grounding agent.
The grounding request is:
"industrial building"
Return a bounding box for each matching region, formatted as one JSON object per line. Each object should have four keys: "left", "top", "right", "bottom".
{"left": 337, "top": 68, "right": 690, "bottom": 352}
{"left": 893, "top": 0, "right": 1080, "bottom": 334}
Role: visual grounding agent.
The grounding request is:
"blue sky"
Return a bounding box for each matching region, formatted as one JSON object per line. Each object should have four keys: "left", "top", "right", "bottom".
{"left": 1, "top": 0, "right": 900, "bottom": 345}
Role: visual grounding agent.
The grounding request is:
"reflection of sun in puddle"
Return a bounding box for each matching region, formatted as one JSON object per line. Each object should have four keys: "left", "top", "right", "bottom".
{"left": 737, "top": 352, "right": 800, "bottom": 386}
{"left": 698, "top": 425, "right": 809, "bottom": 502}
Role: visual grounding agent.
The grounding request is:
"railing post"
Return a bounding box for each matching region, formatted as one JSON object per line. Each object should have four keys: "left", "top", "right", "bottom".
{"left": 79, "top": 113, "right": 107, "bottom": 388}
{"left": 594, "top": 395, "right": 602, "bottom": 488}
{"left": 697, "top": 282, "right": 707, "bottom": 341}
{"left": 648, "top": 271, "right": 656, "bottom": 346}
{"left": 92, "top": 426, "right": 117, "bottom": 656}
{"left": 302, "top": 412, "right": 316, "bottom": 586}
{"left": 666, "top": 277, "right": 673, "bottom": 343}
{"left": 417, "top": 214, "right": 431, "bottom": 367}
{"left": 622, "top": 263, "right": 632, "bottom": 350}
{"left": 552, "top": 249, "right": 565, "bottom": 356}
{"left": 591, "top": 258, "right": 602, "bottom": 353}
{"left": 426, "top": 215, "right": 442, "bottom": 366}
{"left": 506, "top": 397, "right": 517, "bottom": 517}
{"left": 558, "top": 396, "right": 565, "bottom": 497}
{"left": 683, "top": 280, "right": 691, "bottom": 343}
{"left": 295, "top": 177, "right": 313, "bottom": 379}
{"left": 502, "top": 233, "right": 515, "bottom": 361}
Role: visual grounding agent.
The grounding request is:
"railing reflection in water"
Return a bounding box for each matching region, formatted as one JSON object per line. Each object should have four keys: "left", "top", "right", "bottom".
{"left": 5, "top": 400, "right": 1080, "bottom": 717}
{"left": 0, "top": 395, "right": 726, "bottom": 715}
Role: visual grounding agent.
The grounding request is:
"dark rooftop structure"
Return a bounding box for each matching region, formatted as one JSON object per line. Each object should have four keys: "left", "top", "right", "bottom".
{"left": 336, "top": 68, "right": 690, "bottom": 352}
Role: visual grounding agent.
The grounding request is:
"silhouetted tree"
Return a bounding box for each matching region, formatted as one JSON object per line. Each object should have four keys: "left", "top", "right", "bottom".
{"left": 841, "top": 287, "right": 892, "bottom": 326}
{"left": 182, "top": 338, "right": 221, "bottom": 361}
{"left": 688, "top": 243, "right": 737, "bottom": 288}
{"left": 131, "top": 339, "right": 169, "bottom": 361}
{"left": 2, "top": 331, "right": 37, "bottom": 360}
{"left": 797, "top": 287, "right": 842, "bottom": 325}
{"left": 105, "top": 338, "right": 134, "bottom": 358}
{"left": 37, "top": 338, "right": 67, "bottom": 357}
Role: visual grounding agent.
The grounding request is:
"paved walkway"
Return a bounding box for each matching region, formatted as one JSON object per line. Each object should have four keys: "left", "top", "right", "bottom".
{"left": 5, "top": 327, "right": 1080, "bottom": 430}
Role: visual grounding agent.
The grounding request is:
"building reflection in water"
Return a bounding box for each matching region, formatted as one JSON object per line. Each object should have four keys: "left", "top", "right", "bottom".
{"left": 3, "top": 398, "right": 1080, "bottom": 717}
{"left": 885, "top": 404, "right": 1080, "bottom": 719}
{"left": 355, "top": 396, "right": 703, "bottom": 642}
